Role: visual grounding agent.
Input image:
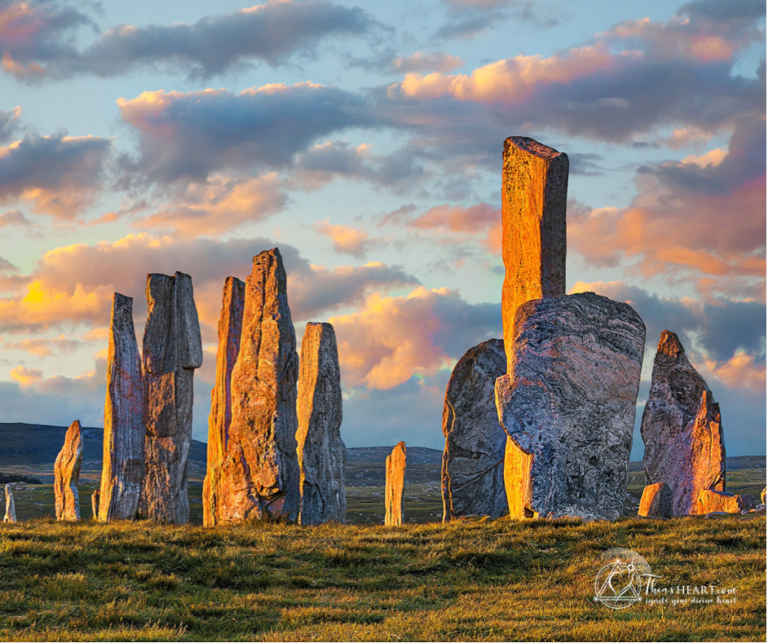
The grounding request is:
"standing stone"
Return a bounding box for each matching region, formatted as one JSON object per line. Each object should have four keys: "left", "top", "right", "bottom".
{"left": 4, "top": 484, "right": 16, "bottom": 523}
{"left": 140, "top": 272, "right": 204, "bottom": 524}
{"left": 203, "top": 277, "right": 245, "bottom": 527}
{"left": 638, "top": 482, "right": 673, "bottom": 519}
{"left": 54, "top": 420, "right": 83, "bottom": 521}
{"left": 296, "top": 322, "right": 347, "bottom": 525}
{"left": 385, "top": 442, "right": 406, "bottom": 526}
{"left": 91, "top": 489, "right": 100, "bottom": 520}
{"left": 504, "top": 435, "right": 534, "bottom": 519}
{"left": 697, "top": 489, "right": 756, "bottom": 514}
{"left": 217, "top": 248, "right": 300, "bottom": 523}
{"left": 501, "top": 136, "right": 568, "bottom": 375}
{"left": 442, "top": 339, "right": 507, "bottom": 521}
{"left": 641, "top": 331, "right": 726, "bottom": 517}
{"left": 495, "top": 292, "right": 645, "bottom": 520}
{"left": 99, "top": 293, "right": 145, "bottom": 522}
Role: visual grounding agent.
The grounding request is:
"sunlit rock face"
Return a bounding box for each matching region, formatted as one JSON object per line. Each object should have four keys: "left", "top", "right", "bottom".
{"left": 216, "top": 248, "right": 301, "bottom": 523}
{"left": 496, "top": 292, "right": 645, "bottom": 520}
{"left": 203, "top": 277, "right": 245, "bottom": 528}
{"left": 641, "top": 331, "right": 726, "bottom": 517}
{"left": 54, "top": 420, "right": 83, "bottom": 521}
{"left": 139, "top": 272, "right": 203, "bottom": 524}
{"left": 696, "top": 489, "right": 756, "bottom": 514}
{"left": 296, "top": 322, "right": 346, "bottom": 526}
{"left": 441, "top": 339, "right": 507, "bottom": 522}
{"left": 501, "top": 136, "right": 568, "bottom": 375}
{"left": 99, "top": 293, "right": 145, "bottom": 522}
{"left": 638, "top": 482, "right": 673, "bottom": 519}
{"left": 4, "top": 484, "right": 16, "bottom": 522}
{"left": 91, "top": 489, "right": 100, "bottom": 520}
{"left": 385, "top": 442, "right": 406, "bottom": 526}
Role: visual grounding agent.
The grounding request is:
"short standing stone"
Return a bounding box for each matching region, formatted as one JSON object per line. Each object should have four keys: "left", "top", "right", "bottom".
{"left": 54, "top": 420, "right": 83, "bottom": 521}
{"left": 91, "top": 489, "right": 100, "bottom": 520}
{"left": 762, "top": 487, "right": 766, "bottom": 505}
{"left": 638, "top": 482, "right": 673, "bottom": 519}
{"left": 203, "top": 277, "right": 245, "bottom": 527}
{"left": 99, "top": 293, "right": 145, "bottom": 522}
{"left": 504, "top": 436, "right": 534, "bottom": 519}
{"left": 4, "top": 484, "right": 16, "bottom": 523}
{"left": 495, "top": 292, "right": 645, "bottom": 520}
{"left": 140, "top": 272, "right": 203, "bottom": 524}
{"left": 385, "top": 442, "right": 406, "bottom": 526}
{"left": 442, "top": 339, "right": 507, "bottom": 521}
{"left": 697, "top": 489, "right": 756, "bottom": 515}
{"left": 501, "top": 136, "right": 568, "bottom": 374}
{"left": 641, "top": 331, "right": 726, "bottom": 517}
{"left": 296, "top": 322, "right": 347, "bottom": 525}
{"left": 218, "top": 248, "right": 300, "bottom": 522}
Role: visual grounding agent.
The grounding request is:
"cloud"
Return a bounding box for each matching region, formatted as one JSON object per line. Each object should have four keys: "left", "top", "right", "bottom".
{"left": 0, "top": 106, "right": 20, "bottom": 142}
{"left": 1, "top": 1, "right": 377, "bottom": 80}
{"left": 435, "top": 0, "right": 562, "bottom": 41}
{"left": 0, "top": 133, "right": 111, "bottom": 218}
{"left": 3, "top": 335, "right": 87, "bottom": 357}
{"left": 9, "top": 364, "right": 42, "bottom": 386}
{"left": 313, "top": 220, "right": 379, "bottom": 258}
{"left": 384, "top": 51, "right": 464, "bottom": 74}
{"left": 0, "top": 208, "right": 32, "bottom": 227}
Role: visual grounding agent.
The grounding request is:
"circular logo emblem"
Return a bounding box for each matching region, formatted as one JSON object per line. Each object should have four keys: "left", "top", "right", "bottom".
{"left": 593, "top": 548, "right": 656, "bottom": 609}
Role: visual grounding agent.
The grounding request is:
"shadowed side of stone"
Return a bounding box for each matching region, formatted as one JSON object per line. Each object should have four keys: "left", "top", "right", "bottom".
{"left": 385, "top": 442, "right": 406, "bottom": 526}
{"left": 442, "top": 339, "right": 507, "bottom": 521}
{"left": 638, "top": 482, "right": 673, "bottom": 519}
{"left": 99, "top": 293, "right": 145, "bottom": 522}
{"left": 496, "top": 292, "right": 646, "bottom": 520}
{"left": 203, "top": 277, "right": 245, "bottom": 527}
{"left": 54, "top": 420, "right": 83, "bottom": 521}
{"left": 297, "top": 322, "right": 346, "bottom": 525}
{"left": 641, "top": 331, "right": 726, "bottom": 517}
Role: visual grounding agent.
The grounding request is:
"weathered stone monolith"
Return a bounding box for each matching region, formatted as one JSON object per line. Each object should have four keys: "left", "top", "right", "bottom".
{"left": 4, "top": 484, "right": 16, "bottom": 522}
{"left": 99, "top": 293, "right": 145, "bottom": 522}
{"left": 54, "top": 420, "right": 83, "bottom": 521}
{"left": 442, "top": 339, "right": 507, "bottom": 521}
{"left": 641, "top": 331, "right": 726, "bottom": 517}
{"left": 140, "top": 272, "right": 203, "bottom": 524}
{"left": 696, "top": 489, "right": 756, "bottom": 514}
{"left": 91, "top": 489, "right": 100, "bottom": 520}
{"left": 501, "top": 136, "right": 568, "bottom": 375}
{"left": 216, "top": 248, "right": 300, "bottom": 523}
{"left": 203, "top": 277, "right": 245, "bottom": 527}
{"left": 385, "top": 442, "right": 406, "bottom": 526}
{"left": 638, "top": 482, "right": 673, "bottom": 519}
{"left": 495, "top": 292, "right": 645, "bottom": 520}
{"left": 296, "top": 322, "right": 346, "bottom": 525}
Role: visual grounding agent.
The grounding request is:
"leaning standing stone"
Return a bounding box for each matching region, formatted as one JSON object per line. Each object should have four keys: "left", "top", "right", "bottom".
{"left": 3, "top": 484, "right": 16, "bottom": 523}
{"left": 99, "top": 293, "right": 145, "bottom": 522}
{"left": 296, "top": 322, "right": 347, "bottom": 525}
{"left": 442, "top": 339, "right": 507, "bottom": 521}
{"left": 54, "top": 420, "right": 83, "bottom": 521}
{"left": 496, "top": 292, "right": 645, "bottom": 520}
{"left": 641, "top": 331, "right": 726, "bottom": 517}
{"left": 385, "top": 442, "right": 406, "bottom": 526}
{"left": 638, "top": 482, "right": 673, "bottom": 519}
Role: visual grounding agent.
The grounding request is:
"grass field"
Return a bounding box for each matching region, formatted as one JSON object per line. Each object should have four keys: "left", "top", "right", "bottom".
{"left": 0, "top": 515, "right": 765, "bottom": 642}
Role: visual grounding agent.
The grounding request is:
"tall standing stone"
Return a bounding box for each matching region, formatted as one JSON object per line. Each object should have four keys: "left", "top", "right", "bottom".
{"left": 54, "top": 420, "right": 83, "bottom": 521}
{"left": 140, "top": 272, "right": 203, "bottom": 524}
{"left": 217, "top": 248, "right": 300, "bottom": 523}
{"left": 495, "top": 292, "right": 645, "bottom": 520}
{"left": 296, "top": 322, "right": 347, "bottom": 525}
{"left": 501, "top": 136, "right": 568, "bottom": 375}
{"left": 91, "top": 489, "right": 100, "bottom": 520}
{"left": 385, "top": 442, "right": 406, "bottom": 526}
{"left": 442, "top": 339, "right": 507, "bottom": 521}
{"left": 641, "top": 331, "right": 726, "bottom": 517}
{"left": 4, "top": 484, "right": 16, "bottom": 522}
{"left": 99, "top": 293, "right": 145, "bottom": 522}
{"left": 203, "top": 277, "right": 245, "bottom": 527}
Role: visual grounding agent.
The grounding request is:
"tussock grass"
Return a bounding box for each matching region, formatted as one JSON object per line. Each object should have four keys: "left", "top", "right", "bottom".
{"left": 0, "top": 516, "right": 764, "bottom": 641}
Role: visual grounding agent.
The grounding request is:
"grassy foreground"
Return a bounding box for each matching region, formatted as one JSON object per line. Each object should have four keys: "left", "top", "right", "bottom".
{"left": 0, "top": 516, "right": 765, "bottom": 642}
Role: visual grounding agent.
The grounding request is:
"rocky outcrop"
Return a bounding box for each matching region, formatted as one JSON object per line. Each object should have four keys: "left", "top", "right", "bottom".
{"left": 91, "top": 489, "right": 100, "bottom": 520}
{"left": 4, "top": 484, "right": 16, "bottom": 522}
{"left": 139, "top": 272, "right": 203, "bottom": 524}
{"left": 54, "top": 420, "right": 83, "bottom": 521}
{"left": 203, "top": 277, "right": 245, "bottom": 527}
{"left": 638, "top": 482, "right": 673, "bottom": 519}
{"left": 441, "top": 339, "right": 507, "bottom": 521}
{"left": 501, "top": 136, "right": 568, "bottom": 374}
{"left": 641, "top": 331, "right": 726, "bottom": 517}
{"left": 696, "top": 489, "right": 756, "bottom": 514}
{"left": 296, "top": 322, "right": 346, "bottom": 525}
{"left": 216, "top": 249, "right": 300, "bottom": 523}
{"left": 495, "top": 292, "right": 645, "bottom": 520}
{"left": 99, "top": 293, "right": 145, "bottom": 522}
{"left": 385, "top": 442, "right": 406, "bottom": 526}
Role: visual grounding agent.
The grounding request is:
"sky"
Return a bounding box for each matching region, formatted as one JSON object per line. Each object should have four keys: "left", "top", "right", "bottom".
{"left": 0, "top": 0, "right": 765, "bottom": 460}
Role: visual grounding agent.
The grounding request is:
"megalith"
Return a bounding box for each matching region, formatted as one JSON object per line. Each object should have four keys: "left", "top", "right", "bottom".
{"left": 54, "top": 419, "right": 83, "bottom": 521}
{"left": 4, "top": 484, "right": 16, "bottom": 523}
{"left": 697, "top": 489, "right": 756, "bottom": 514}
{"left": 638, "top": 482, "right": 673, "bottom": 519}
{"left": 385, "top": 442, "right": 406, "bottom": 526}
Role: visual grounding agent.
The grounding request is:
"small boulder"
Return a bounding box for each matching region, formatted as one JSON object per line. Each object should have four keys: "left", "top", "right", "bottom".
{"left": 638, "top": 482, "right": 673, "bottom": 519}
{"left": 697, "top": 489, "right": 756, "bottom": 515}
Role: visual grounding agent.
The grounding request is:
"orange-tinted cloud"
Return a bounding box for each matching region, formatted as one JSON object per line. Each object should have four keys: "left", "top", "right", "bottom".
{"left": 10, "top": 365, "right": 42, "bottom": 386}
{"left": 3, "top": 335, "right": 87, "bottom": 357}
{"left": 313, "top": 220, "right": 378, "bottom": 258}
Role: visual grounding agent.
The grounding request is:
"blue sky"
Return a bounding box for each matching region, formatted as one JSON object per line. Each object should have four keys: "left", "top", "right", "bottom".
{"left": 0, "top": 0, "right": 765, "bottom": 459}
